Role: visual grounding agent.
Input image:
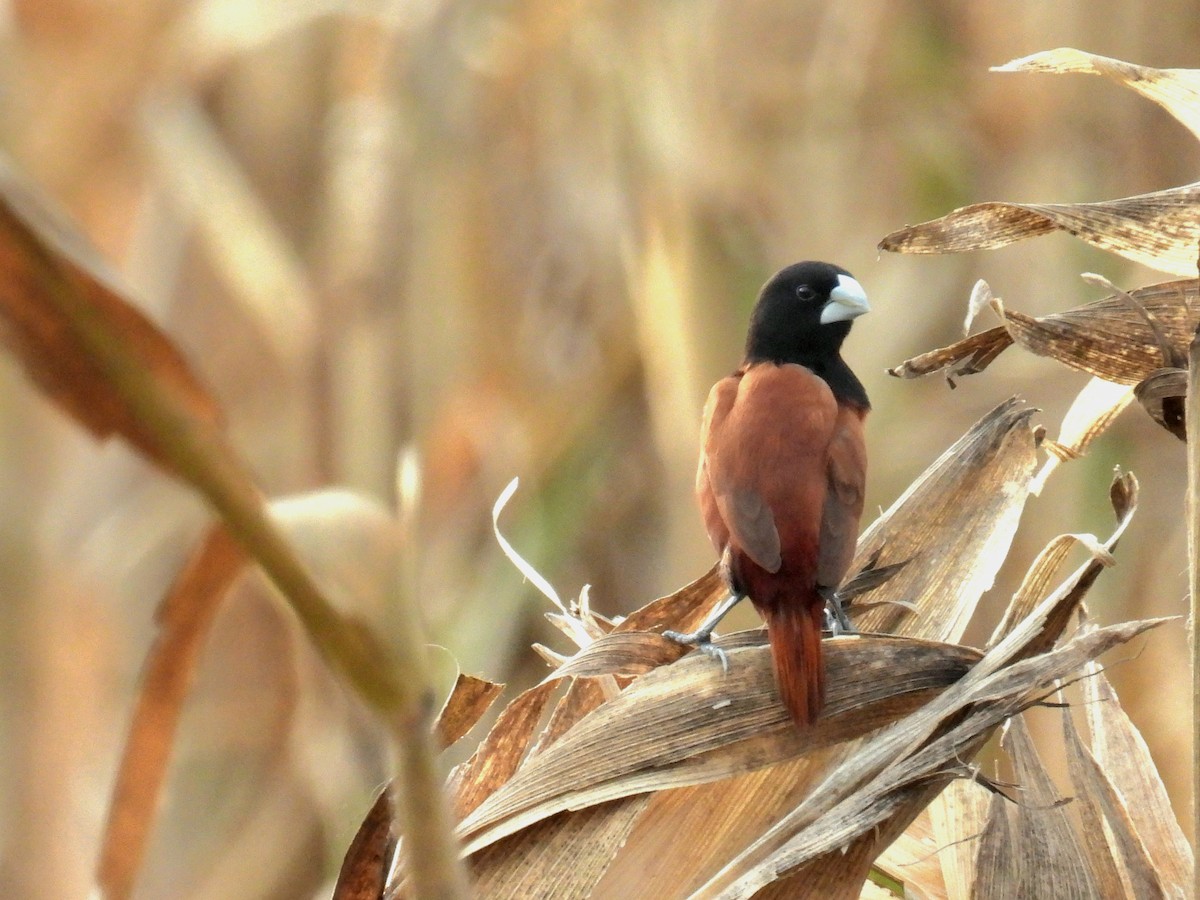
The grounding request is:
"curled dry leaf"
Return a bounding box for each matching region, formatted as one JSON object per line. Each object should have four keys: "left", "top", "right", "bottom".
{"left": 993, "top": 48, "right": 1200, "bottom": 142}
{"left": 0, "top": 153, "right": 223, "bottom": 473}
{"left": 890, "top": 279, "right": 1200, "bottom": 387}
{"left": 1032, "top": 376, "right": 1134, "bottom": 491}
{"left": 1134, "top": 367, "right": 1187, "bottom": 441}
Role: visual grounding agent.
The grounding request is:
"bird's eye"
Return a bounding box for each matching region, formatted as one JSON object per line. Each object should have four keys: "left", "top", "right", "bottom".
{"left": 795, "top": 285, "right": 816, "bottom": 301}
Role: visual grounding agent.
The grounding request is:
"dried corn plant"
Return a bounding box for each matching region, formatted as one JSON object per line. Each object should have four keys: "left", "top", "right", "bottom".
{"left": 2, "top": 3, "right": 1198, "bottom": 898}
{"left": 328, "top": 49, "right": 1200, "bottom": 898}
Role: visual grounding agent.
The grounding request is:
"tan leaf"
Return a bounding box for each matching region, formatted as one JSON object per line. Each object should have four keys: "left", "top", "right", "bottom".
{"left": 878, "top": 183, "right": 1200, "bottom": 276}
{"left": 434, "top": 674, "right": 505, "bottom": 751}
{"left": 0, "top": 154, "right": 223, "bottom": 472}
{"left": 994, "top": 48, "right": 1200, "bottom": 142}
{"left": 851, "top": 398, "right": 1039, "bottom": 642}
{"left": 693, "top": 619, "right": 1166, "bottom": 899}
{"left": 890, "top": 279, "right": 1200, "bottom": 386}
{"left": 450, "top": 681, "right": 558, "bottom": 821}
{"left": 334, "top": 787, "right": 396, "bottom": 900}
{"left": 1082, "top": 661, "right": 1193, "bottom": 894}
{"left": 928, "top": 777, "right": 993, "bottom": 896}
{"left": 1061, "top": 707, "right": 1163, "bottom": 898}
{"left": 972, "top": 792, "right": 1016, "bottom": 899}
{"left": 1031, "top": 377, "right": 1134, "bottom": 492}
{"left": 1004, "top": 716, "right": 1098, "bottom": 897}
{"left": 457, "top": 635, "right": 981, "bottom": 856}
{"left": 467, "top": 796, "right": 653, "bottom": 897}
{"left": 594, "top": 761, "right": 829, "bottom": 899}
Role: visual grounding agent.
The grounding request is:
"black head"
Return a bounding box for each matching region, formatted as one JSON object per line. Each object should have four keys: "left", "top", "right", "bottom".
{"left": 744, "top": 261, "right": 871, "bottom": 406}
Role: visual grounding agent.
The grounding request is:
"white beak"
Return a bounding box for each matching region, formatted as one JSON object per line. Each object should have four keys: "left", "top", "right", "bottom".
{"left": 820, "top": 274, "right": 870, "bottom": 325}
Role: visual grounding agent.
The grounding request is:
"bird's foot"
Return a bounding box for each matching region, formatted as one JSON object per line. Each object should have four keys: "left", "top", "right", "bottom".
{"left": 820, "top": 587, "right": 857, "bottom": 636}
{"left": 662, "top": 628, "right": 730, "bottom": 674}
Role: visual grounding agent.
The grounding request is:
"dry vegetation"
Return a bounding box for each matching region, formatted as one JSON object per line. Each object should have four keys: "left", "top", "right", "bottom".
{"left": 1, "top": 3, "right": 1199, "bottom": 899}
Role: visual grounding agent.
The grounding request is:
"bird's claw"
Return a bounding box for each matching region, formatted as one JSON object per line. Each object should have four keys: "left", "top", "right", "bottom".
{"left": 662, "top": 629, "right": 730, "bottom": 674}
{"left": 820, "top": 588, "right": 857, "bottom": 636}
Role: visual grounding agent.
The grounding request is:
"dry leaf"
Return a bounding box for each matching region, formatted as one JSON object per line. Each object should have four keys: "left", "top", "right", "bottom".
{"left": 988, "top": 529, "right": 1115, "bottom": 648}
{"left": 1134, "top": 367, "right": 1187, "bottom": 441}
{"left": 1061, "top": 708, "right": 1162, "bottom": 898}
{"left": 884, "top": 47, "right": 1200, "bottom": 277}
{"left": 890, "top": 279, "right": 1200, "bottom": 386}
{"left": 1004, "top": 716, "right": 1098, "bottom": 897}
{"left": 690, "top": 472, "right": 1143, "bottom": 897}
{"left": 928, "top": 777, "right": 993, "bottom": 896}
{"left": 972, "top": 792, "right": 1016, "bottom": 899}
{"left": 694, "top": 619, "right": 1167, "bottom": 899}
{"left": 434, "top": 674, "right": 505, "bottom": 750}
{"left": 994, "top": 48, "right": 1200, "bottom": 142}
{"left": 457, "top": 635, "right": 980, "bottom": 856}
{"left": 468, "top": 796, "right": 653, "bottom": 898}
{"left": 333, "top": 787, "right": 396, "bottom": 900}
{"left": 1082, "top": 661, "right": 1193, "bottom": 893}
{"left": 879, "top": 183, "right": 1200, "bottom": 277}
{"left": 449, "top": 681, "right": 558, "bottom": 821}
{"left": 615, "top": 564, "right": 727, "bottom": 635}
{"left": 96, "top": 526, "right": 245, "bottom": 900}
{"left": 0, "top": 154, "right": 223, "bottom": 472}
{"left": 1031, "top": 377, "right": 1134, "bottom": 491}
{"left": 851, "top": 397, "right": 1039, "bottom": 641}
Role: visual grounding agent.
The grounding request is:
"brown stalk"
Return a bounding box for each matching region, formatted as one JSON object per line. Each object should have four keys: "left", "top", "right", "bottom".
{"left": 1189, "top": 315, "right": 1200, "bottom": 900}
{"left": 96, "top": 527, "right": 245, "bottom": 899}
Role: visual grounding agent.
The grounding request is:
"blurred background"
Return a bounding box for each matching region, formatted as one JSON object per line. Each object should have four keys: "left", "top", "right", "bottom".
{"left": 0, "top": 1, "right": 1197, "bottom": 896}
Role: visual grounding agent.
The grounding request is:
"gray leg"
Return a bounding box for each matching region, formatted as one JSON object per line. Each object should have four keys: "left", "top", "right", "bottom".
{"left": 820, "top": 586, "right": 856, "bottom": 636}
{"left": 663, "top": 593, "right": 744, "bottom": 673}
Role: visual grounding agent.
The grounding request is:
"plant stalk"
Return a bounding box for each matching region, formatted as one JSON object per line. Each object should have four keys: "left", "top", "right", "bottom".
{"left": 1188, "top": 321, "right": 1200, "bottom": 897}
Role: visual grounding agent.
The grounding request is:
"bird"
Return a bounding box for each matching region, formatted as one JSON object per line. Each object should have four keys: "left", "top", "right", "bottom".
{"left": 664, "top": 261, "right": 870, "bottom": 726}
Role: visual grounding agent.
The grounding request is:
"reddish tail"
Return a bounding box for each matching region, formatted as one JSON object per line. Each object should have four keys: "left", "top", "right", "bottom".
{"left": 763, "top": 600, "right": 826, "bottom": 726}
